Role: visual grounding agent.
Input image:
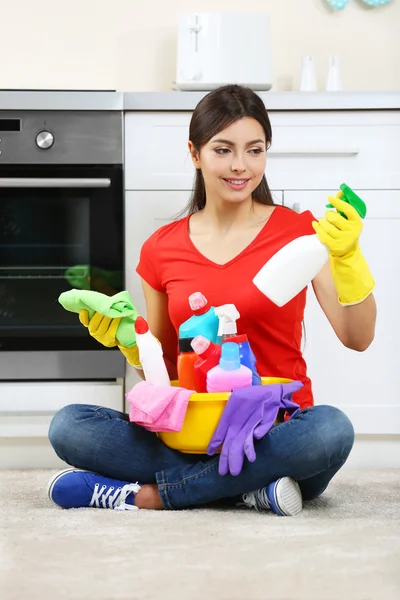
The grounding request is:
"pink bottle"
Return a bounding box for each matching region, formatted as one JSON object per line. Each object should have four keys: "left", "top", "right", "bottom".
{"left": 206, "top": 342, "right": 252, "bottom": 393}
{"left": 190, "top": 335, "right": 222, "bottom": 393}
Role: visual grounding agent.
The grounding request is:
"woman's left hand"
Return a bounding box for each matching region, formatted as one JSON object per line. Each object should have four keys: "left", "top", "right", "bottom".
{"left": 311, "top": 191, "right": 374, "bottom": 306}
{"left": 312, "top": 191, "right": 362, "bottom": 258}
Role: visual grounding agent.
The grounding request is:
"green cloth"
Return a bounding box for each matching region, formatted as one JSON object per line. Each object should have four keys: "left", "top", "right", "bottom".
{"left": 58, "top": 289, "right": 139, "bottom": 348}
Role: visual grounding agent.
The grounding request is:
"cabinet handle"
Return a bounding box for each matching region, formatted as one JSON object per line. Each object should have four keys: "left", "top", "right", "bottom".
{"left": 291, "top": 202, "right": 301, "bottom": 213}
{"left": 268, "top": 148, "right": 360, "bottom": 156}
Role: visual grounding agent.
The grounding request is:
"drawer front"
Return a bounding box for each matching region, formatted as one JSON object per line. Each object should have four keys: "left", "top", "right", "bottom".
{"left": 0, "top": 382, "right": 123, "bottom": 415}
{"left": 267, "top": 112, "right": 400, "bottom": 190}
{"left": 124, "top": 111, "right": 400, "bottom": 190}
{"left": 0, "top": 381, "right": 124, "bottom": 438}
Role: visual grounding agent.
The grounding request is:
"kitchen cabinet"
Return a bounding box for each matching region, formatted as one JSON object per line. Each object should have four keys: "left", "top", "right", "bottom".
{"left": 0, "top": 381, "right": 124, "bottom": 438}
{"left": 0, "top": 380, "right": 124, "bottom": 468}
{"left": 284, "top": 190, "right": 400, "bottom": 434}
{"left": 124, "top": 111, "right": 400, "bottom": 190}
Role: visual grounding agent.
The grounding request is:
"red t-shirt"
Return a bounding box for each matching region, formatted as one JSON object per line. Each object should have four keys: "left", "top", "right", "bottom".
{"left": 136, "top": 205, "right": 316, "bottom": 409}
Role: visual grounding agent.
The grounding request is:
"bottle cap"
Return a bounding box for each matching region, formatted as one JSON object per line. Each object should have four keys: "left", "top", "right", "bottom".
{"left": 219, "top": 342, "right": 240, "bottom": 372}
{"left": 189, "top": 292, "right": 209, "bottom": 315}
{"left": 223, "top": 333, "right": 247, "bottom": 344}
{"left": 179, "top": 337, "right": 195, "bottom": 353}
{"left": 191, "top": 335, "right": 211, "bottom": 355}
{"left": 134, "top": 316, "right": 149, "bottom": 334}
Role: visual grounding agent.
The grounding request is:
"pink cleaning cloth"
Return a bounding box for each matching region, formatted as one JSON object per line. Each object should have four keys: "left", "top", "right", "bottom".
{"left": 126, "top": 381, "right": 193, "bottom": 433}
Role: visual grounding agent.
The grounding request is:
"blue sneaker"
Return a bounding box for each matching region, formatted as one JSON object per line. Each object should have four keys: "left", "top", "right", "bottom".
{"left": 48, "top": 468, "right": 141, "bottom": 511}
{"left": 241, "top": 477, "right": 303, "bottom": 516}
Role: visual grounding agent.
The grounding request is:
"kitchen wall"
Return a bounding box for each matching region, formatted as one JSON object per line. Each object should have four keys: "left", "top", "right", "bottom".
{"left": 1, "top": 0, "right": 399, "bottom": 92}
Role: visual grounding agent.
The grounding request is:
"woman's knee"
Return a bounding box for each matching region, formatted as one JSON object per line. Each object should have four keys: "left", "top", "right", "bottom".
{"left": 312, "top": 404, "right": 355, "bottom": 461}
{"left": 48, "top": 404, "right": 90, "bottom": 455}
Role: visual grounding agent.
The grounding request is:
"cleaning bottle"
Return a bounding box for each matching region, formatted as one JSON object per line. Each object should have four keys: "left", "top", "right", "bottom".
{"left": 177, "top": 337, "right": 198, "bottom": 391}
{"left": 252, "top": 183, "right": 367, "bottom": 307}
{"left": 190, "top": 335, "right": 222, "bottom": 393}
{"left": 215, "top": 304, "right": 261, "bottom": 385}
{"left": 215, "top": 304, "right": 240, "bottom": 343}
{"left": 178, "top": 292, "right": 219, "bottom": 344}
{"left": 134, "top": 316, "right": 170, "bottom": 387}
{"left": 206, "top": 342, "right": 252, "bottom": 393}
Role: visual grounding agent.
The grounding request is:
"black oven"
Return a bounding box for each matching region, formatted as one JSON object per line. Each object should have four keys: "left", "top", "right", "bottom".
{"left": 0, "top": 111, "right": 125, "bottom": 379}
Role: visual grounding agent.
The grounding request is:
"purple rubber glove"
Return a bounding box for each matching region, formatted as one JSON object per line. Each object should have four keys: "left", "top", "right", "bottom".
{"left": 207, "top": 381, "right": 303, "bottom": 477}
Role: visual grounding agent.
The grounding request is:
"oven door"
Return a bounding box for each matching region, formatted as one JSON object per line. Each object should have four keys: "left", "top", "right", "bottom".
{"left": 0, "top": 164, "right": 125, "bottom": 379}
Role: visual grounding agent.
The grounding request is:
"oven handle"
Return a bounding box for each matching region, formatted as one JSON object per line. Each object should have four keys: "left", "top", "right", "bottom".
{"left": 0, "top": 177, "right": 111, "bottom": 188}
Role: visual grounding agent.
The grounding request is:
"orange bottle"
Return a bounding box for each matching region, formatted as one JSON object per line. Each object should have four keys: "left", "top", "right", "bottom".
{"left": 177, "top": 338, "right": 198, "bottom": 391}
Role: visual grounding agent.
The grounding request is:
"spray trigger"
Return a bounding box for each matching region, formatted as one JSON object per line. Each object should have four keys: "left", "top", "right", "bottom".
{"left": 326, "top": 183, "right": 367, "bottom": 220}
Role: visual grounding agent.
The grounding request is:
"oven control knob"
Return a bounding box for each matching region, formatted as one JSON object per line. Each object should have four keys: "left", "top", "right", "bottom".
{"left": 36, "top": 131, "right": 54, "bottom": 149}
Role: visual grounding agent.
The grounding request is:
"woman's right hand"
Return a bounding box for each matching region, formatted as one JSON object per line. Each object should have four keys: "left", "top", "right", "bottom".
{"left": 79, "top": 310, "right": 121, "bottom": 348}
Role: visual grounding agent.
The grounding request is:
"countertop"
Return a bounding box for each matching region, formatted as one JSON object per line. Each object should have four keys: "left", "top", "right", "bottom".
{"left": 123, "top": 91, "right": 400, "bottom": 111}
{"left": 0, "top": 91, "right": 124, "bottom": 111}
{"left": 0, "top": 90, "right": 399, "bottom": 112}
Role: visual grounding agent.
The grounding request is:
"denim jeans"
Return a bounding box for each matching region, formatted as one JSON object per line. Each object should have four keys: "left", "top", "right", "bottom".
{"left": 48, "top": 403, "right": 354, "bottom": 510}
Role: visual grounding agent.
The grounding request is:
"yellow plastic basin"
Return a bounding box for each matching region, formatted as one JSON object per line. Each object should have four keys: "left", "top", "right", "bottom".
{"left": 158, "top": 377, "right": 292, "bottom": 454}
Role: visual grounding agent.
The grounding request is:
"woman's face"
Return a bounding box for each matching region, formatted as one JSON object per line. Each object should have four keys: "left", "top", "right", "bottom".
{"left": 189, "top": 117, "right": 267, "bottom": 205}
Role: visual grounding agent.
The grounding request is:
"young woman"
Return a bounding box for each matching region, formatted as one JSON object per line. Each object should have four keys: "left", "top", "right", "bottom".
{"left": 47, "top": 85, "right": 376, "bottom": 516}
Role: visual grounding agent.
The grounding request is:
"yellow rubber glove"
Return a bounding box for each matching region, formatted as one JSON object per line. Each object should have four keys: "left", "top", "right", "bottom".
{"left": 79, "top": 310, "right": 142, "bottom": 368}
{"left": 312, "top": 192, "right": 375, "bottom": 306}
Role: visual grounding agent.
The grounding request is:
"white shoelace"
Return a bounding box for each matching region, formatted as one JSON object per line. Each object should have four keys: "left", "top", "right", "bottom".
{"left": 242, "top": 488, "right": 271, "bottom": 511}
{"left": 89, "top": 482, "right": 141, "bottom": 511}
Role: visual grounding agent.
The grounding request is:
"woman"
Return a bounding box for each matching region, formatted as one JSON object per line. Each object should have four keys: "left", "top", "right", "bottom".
{"left": 47, "top": 85, "right": 376, "bottom": 516}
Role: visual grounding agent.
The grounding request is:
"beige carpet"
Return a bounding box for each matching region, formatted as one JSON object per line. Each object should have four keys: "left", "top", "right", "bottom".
{"left": 1, "top": 468, "right": 399, "bottom": 600}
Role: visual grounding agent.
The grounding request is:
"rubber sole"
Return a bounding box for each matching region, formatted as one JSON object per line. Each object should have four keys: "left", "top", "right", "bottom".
{"left": 272, "top": 477, "right": 303, "bottom": 516}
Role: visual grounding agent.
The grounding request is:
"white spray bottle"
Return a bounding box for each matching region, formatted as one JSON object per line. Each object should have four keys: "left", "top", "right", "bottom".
{"left": 253, "top": 184, "right": 367, "bottom": 307}
{"left": 214, "top": 304, "right": 240, "bottom": 342}
{"left": 134, "top": 316, "right": 170, "bottom": 386}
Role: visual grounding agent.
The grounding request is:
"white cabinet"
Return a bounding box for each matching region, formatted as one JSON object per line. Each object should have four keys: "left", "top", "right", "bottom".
{"left": 125, "top": 112, "right": 194, "bottom": 190}
{"left": 284, "top": 190, "right": 400, "bottom": 434}
{"left": 124, "top": 111, "right": 400, "bottom": 191}
{"left": 267, "top": 112, "right": 400, "bottom": 190}
{"left": 0, "top": 381, "right": 124, "bottom": 438}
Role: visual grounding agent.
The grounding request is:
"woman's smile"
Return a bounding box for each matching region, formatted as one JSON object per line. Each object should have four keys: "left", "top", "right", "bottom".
{"left": 222, "top": 177, "right": 251, "bottom": 191}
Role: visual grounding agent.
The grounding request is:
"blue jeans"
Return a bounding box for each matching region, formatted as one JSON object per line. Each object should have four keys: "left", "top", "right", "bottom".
{"left": 48, "top": 404, "right": 354, "bottom": 510}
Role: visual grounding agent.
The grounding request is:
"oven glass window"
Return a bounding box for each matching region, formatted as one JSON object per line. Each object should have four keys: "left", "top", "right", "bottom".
{"left": 0, "top": 165, "right": 123, "bottom": 351}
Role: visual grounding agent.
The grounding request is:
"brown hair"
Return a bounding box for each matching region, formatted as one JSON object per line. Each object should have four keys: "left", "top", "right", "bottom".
{"left": 183, "top": 84, "right": 275, "bottom": 214}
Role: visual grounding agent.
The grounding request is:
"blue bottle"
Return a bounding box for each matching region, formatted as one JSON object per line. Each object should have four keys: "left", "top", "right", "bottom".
{"left": 178, "top": 292, "right": 219, "bottom": 344}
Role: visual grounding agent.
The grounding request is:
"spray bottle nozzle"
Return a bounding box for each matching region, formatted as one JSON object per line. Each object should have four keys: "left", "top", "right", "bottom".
{"left": 214, "top": 304, "right": 240, "bottom": 337}
{"left": 326, "top": 183, "right": 367, "bottom": 220}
